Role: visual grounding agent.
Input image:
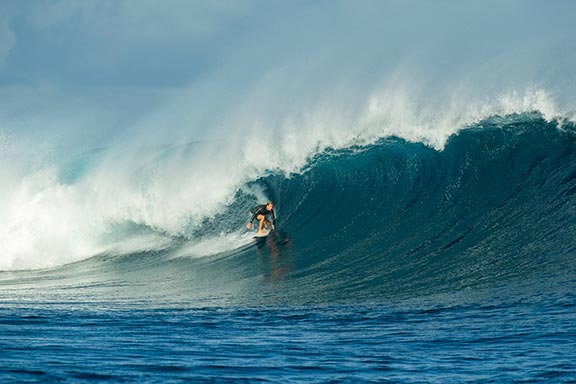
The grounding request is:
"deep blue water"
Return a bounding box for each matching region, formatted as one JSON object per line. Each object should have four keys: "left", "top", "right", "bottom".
{"left": 1, "top": 296, "right": 575, "bottom": 383}
{"left": 1, "top": 114, "right": 576, "bottom": 382}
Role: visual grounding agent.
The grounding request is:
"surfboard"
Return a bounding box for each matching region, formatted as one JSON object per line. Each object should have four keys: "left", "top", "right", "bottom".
{"left": 253, "top": 229, "right": 271, "bottom": 239}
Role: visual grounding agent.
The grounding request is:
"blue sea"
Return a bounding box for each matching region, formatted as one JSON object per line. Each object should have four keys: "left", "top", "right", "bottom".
{"left": 1, "top": 114, "right": 575, "bottom": 382}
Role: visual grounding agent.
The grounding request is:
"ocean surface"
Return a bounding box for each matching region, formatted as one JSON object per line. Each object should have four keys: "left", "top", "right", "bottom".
{"left": 1, "top": 113, "right": 575, "bottom": 382}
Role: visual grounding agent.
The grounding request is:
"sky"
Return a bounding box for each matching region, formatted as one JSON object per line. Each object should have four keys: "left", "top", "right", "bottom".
{"left": 0, "top": 0, "right": 575, "bottom": 149}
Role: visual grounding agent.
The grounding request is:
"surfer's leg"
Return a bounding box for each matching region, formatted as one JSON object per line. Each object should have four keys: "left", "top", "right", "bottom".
{"left": 264, "top": 219, "right": 271, "bottom": 230}
{"left": 257, "top": 214, "right": 265, "bottom": 234}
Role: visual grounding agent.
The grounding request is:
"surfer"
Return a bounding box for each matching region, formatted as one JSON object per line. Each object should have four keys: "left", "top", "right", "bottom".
{"left": 247, "top": 201, "right": 276, "bottom": 235}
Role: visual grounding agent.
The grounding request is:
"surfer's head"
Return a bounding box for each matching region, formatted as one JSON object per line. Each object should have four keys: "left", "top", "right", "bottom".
{"left": 266, "top": 201, "right": 274, "bottom": 211}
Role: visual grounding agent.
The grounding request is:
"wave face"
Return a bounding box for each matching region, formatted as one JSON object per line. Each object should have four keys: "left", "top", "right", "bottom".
{"left": 252, "top": 113, "right": 576, "bottom": 302}
{"left": 1, "top": 113, "right": 575, "bottom": 305}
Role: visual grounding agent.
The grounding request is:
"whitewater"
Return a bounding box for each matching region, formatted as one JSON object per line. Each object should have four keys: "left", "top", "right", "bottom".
{"left": 1, "top": 1, "right": 575, "bottom": 382}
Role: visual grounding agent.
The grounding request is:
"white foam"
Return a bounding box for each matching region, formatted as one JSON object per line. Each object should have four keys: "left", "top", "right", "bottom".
{"left": 0, "top": 168, "right": 104, "bottom": 270}
{"left": 169, "top": 232, "right": 255, "bottom": 260}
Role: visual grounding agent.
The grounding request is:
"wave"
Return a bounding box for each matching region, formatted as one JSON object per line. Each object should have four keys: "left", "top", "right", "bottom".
{"left": 1, "top": 112, "right": 575, "bottom": 305}
{"left": 0, "top": 82, "right": 567, "bottom": 270}
{"left": 262, "top": 113, "right": 576, "bottom": 300}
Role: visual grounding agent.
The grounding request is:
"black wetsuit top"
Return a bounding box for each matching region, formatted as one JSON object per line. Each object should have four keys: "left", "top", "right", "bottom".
{"left": 249, "top": 205, "right": 276, "bottom": 226}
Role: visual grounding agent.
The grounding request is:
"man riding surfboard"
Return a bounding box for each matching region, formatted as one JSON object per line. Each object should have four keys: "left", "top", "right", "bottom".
{"left": 247, "top": 201, "right": 276, "bottom": 236}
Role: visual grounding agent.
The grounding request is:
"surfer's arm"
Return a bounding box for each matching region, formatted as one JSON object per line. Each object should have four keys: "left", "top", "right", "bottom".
{"left": 271, "top": 210, "right": 276, "bottom": 227}
{"left": 246, "top": 211, "right": 256, "bottom": 229}
{"left": 248, "top": 211, "right": 258, "bottom": 224}
{"left": 248, "top": 207, "right": 262, "bottom": 225}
